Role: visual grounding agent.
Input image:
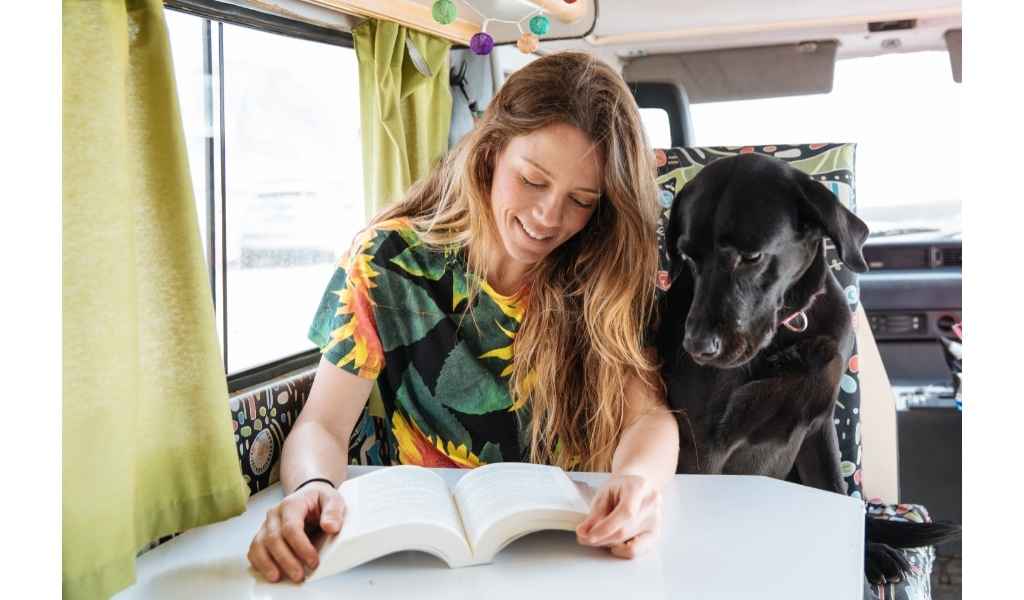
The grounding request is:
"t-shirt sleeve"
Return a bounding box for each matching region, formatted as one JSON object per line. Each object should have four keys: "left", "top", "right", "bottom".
{"left": 308, "top": 228, "right": 387, "bottom": 380}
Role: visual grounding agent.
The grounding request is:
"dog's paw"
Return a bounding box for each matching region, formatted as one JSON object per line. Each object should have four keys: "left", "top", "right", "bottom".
{"left": 797, "top": 336, "right": 840, "bottom": 370}
{"left": 865, "top": 542, "right": 911, "bottom": 585}
{"left": 759, "top": 336, "right": 839, "bottom": 375}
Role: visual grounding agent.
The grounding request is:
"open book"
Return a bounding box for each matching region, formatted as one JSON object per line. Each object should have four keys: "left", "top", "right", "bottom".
{"left": 307, "top": 463, "right": 592, "bottom": 581}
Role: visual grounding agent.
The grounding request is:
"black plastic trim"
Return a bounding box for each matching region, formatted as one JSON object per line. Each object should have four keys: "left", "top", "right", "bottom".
{"left": 228, "top": 349, "right": 321, "bottom": 394}
{"left": 165, "top": 0, "right": 354, "bottom": 48}
{"left": 630, "top": 81, "right": 692, "bottom": 147}
{"left": 218, "top": 21, "right": 229, "bottom": 372}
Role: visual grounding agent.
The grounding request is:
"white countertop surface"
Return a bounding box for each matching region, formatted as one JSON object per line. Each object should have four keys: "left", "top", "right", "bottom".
{"left": 115, "top": 466, "right": 865, "bottom": 600}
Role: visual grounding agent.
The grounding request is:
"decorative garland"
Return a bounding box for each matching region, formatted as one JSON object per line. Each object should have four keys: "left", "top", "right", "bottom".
{"left": 431, "top": 0, "right": 574, "bottom": 55}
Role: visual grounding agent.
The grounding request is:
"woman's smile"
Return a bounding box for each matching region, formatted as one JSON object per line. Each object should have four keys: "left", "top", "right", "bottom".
{"left": 515, "top": 216, "right": 556, "bottom": 243}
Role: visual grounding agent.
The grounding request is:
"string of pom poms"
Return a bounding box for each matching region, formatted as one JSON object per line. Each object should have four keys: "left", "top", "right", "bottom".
{"left": 432, "top": 0, "right": 562, "bottom": 55}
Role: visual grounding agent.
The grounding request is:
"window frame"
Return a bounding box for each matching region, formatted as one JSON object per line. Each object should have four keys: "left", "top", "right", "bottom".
{"left": 629, "top": 81, "right": 693, "bottom": 148}
{"left": 165, "top": 0, "right": 357, "bottom": 388}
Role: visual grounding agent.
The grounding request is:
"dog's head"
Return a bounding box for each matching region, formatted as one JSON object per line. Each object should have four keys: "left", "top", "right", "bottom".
{"left": 666, "top": 153, "right": 869, "bottom": 368}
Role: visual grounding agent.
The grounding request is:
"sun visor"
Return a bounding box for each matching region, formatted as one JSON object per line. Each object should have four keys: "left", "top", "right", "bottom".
{"left": 623, "top": 41, "right": 838, "bottom": 104}
{"left": 945, "top": 29, "right": 962, "bottom": 83}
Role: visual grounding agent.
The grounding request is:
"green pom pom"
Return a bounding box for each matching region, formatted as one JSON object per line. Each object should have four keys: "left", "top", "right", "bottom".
{"left": 529, "top": 15, "right": 550, "bottom": 36}
{"left": 432, "top": 0, "right": 457, "bottom": 25}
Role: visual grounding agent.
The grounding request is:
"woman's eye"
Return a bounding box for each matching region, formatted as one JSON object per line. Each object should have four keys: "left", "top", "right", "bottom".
{"left": 740, "top": 252, "right": 764, "bottom": 264}
{"left": 520, "top": 176, "right": 544, "bottom": 188}
{"left": 572, "top": 196, "right": 594, "bottom": 209}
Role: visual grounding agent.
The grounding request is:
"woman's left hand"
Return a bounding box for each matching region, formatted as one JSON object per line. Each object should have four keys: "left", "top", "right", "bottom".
{"left": 575, "top": 474, "right": 662, "bottom": 559}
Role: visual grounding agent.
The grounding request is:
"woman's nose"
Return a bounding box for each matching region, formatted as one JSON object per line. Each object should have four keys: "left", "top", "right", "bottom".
{"left": 532, "top": 193, "right": 564, "bottom": 229}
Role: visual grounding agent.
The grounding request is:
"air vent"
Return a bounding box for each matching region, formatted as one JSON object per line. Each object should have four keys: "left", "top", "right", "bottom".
{"left": 938, "top": 247, "right": 962, "bottom": 267}
{"left": 868, "top": 19, "right": 917, "bottom": 32}
{"left": 865, "top": 243, "right": 961, "bottom": 270}
{"left": 864, "top": 246, "right": 929, "bottom": 270}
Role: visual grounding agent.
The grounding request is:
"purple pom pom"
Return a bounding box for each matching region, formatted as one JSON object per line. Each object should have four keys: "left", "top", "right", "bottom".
{"left": 470, "top": 32, "right": 494, "bottom": 55}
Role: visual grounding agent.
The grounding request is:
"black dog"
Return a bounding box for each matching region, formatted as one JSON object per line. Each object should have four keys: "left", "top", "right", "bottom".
{"left": 655, "top": 154, "right": 960, "bottom": 584}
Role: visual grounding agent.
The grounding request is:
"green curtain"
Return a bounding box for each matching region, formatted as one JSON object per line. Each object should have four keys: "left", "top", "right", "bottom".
{"left": 353, "top": 19, "right": 453, "bottom": 219}
{"left": 62, "top": 1, "right": 248, "bottom": 598}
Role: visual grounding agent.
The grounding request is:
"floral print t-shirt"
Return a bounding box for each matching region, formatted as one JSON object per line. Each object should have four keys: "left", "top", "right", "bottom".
{"left": 308, "top": 218, "right": 530, "bottom": 468}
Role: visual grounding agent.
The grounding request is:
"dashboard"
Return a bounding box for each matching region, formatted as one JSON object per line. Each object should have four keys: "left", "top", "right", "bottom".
{"left": 859, "top": 239, "right": 962, "bottom": 390}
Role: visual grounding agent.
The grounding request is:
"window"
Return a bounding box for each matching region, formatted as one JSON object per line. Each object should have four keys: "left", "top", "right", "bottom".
{"left": 166, "top": 7, "right": 362, "bottom": 378}
{"left": 640, "top": 108, "right": 672, "bottom": 149}
{"left": 689, "top": 51, "right": 961, "bottom": 239}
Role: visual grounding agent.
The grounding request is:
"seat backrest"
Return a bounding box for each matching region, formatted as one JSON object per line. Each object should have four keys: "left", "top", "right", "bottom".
{"left": 654, "top": 143, "right": 869, "bottom": 499}
{"left": 229, "top": 369, "right": 393, "bottom": 495}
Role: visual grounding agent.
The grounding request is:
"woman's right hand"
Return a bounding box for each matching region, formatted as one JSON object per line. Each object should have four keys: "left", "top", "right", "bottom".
{"left": 247, "top": 481, "right": 346, "bottom": 583}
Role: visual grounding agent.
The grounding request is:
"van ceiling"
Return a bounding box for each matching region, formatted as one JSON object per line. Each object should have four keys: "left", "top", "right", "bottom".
{"left": 212, "top": 1, "right": 960, "bottom": 67}
{"left": 544, "top": 0, "right": 961, "bottom": 67}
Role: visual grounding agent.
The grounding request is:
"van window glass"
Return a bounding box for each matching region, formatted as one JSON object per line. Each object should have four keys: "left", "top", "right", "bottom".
{"left": 640, "top": 107, "right": 673, "bottom": 149}
{"left": 222, "top": 22, "right": 362, "bottom": 373}
{"left": 167, "top": 10, "right": 363, "bottom": 374}
{"left": 689, "top": 51, "right": 961, "bottom": 239}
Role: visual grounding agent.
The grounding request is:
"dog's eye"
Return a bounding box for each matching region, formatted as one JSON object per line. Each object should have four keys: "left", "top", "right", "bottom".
{"left": 740, "top": 252, "right": 764, "bottom": 264}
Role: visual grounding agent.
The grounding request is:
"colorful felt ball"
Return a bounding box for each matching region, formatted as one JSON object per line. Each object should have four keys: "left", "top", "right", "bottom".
{"left": 431, "top": 0, "right": 457, "bottom": 25}
{"left": 470, "top": 31, "right": 494, "bottom": 55}
{"left": 529, "top": 14, "right": 550, "bottom": 35}
{"left": 517, "top": 33, "right": 540, "bottom": 54}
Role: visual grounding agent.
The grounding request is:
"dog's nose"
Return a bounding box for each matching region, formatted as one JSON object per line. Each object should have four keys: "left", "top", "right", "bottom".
{"left": 684, "top": 334, "right": 722, "bottom": 362}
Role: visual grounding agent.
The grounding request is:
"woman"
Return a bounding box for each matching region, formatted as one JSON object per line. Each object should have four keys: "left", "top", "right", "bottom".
{"left": 247, "top": 51, "right": 680, "bottom": 583}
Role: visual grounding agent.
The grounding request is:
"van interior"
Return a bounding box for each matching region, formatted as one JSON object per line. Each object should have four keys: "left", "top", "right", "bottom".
{"left": 63, "top": 1, "right": 963, "bottom": 599}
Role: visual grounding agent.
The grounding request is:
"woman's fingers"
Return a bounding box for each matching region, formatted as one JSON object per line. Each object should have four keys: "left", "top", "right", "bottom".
{"left": 609, "top": 529, "right": 658, "bottom": 559}
{"left": 576, "top": 487, "right": 612, "bottom": 538}
{"left": 587, "top": 486, "right": 661, "bottom": 547}
{"left": 318, "top": 488, "right": 346, "bottom": 534}
{"left": 584, "top": 487, "right": 646, "bottom": 545}
{"left": 247, "top": 537, "right": 281, "bottom": 582}
{"left": 246, "top": 486, "right": 346, "bottom": 584}
{"left": 280, "top": 500, "right": 320, "bottom": 570}
{"left": 265, "top": 514, "right": 308, "bottom": 583}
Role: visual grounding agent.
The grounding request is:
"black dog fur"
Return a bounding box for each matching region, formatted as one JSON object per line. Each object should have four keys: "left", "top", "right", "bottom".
{"left": 654, "top": 154, "right": 961, "bottom": 585}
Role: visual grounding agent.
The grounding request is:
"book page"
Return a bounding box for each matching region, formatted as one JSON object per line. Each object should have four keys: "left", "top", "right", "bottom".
{"left": 452, "top": 463, "right": 590, "bottom": 551}
{"left": 337, "top": 465, "right": 464, "bottom": 540}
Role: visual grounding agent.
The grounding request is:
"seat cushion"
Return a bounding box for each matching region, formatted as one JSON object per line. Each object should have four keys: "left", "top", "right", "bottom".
{"left": 654, "top": 143, "right": 865, "bottom": 499}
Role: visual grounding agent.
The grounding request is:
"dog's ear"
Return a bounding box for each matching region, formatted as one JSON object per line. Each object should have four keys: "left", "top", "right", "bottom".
{"left": 666, "top": 160, "right": 734, "bottom": 279}
{"left": 664, "top": 183, "right": 688, "bottom": 281}
{"left": 797, "top": 175, "right": 870, "bottom": 273}
{"left": 665, "top": 174, "right": 705, "bottom": 281}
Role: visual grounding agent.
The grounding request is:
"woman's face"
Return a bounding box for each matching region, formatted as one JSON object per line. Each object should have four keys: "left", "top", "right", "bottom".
{"left": 489, "top": 122, "right": 603, "bottom": 269}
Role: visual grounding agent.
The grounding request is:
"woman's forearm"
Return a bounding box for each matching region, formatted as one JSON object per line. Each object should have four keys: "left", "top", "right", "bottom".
{"left": 279, "top": 420, "right": 351, "bottom": 494}
{"left": 612, "top": 403, "right": 680, "bottom": 490}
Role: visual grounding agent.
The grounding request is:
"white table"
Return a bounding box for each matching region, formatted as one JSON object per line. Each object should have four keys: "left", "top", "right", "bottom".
{"left": 115, "top": 467, "right": 865, "bottom": 599}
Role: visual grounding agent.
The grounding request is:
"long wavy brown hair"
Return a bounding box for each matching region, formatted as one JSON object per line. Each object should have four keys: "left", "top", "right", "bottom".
{"left": 372, "top": 51, "right": 662, "bottom": 471}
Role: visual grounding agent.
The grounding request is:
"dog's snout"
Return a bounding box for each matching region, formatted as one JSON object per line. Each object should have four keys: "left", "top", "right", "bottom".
{"left": 684, "top": 333, "right": 722, "bottom": 362}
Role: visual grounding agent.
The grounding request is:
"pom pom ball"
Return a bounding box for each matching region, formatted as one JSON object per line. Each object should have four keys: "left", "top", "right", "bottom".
{"left": 470, "top": 31, "right": 495, "bottom": 55}
{"left": 431, "top": 0, "right": 457, "bottom": 25}
{"left": 529, "top": 15, "right": 550, "bottom": 35}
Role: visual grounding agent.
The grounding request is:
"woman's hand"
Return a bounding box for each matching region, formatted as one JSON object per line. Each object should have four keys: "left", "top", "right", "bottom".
{"left": 575, "top": 474, "right": 662, "bottom": 559}
{"left": 247, "top": 482, "right": 346, "bottom": 583}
